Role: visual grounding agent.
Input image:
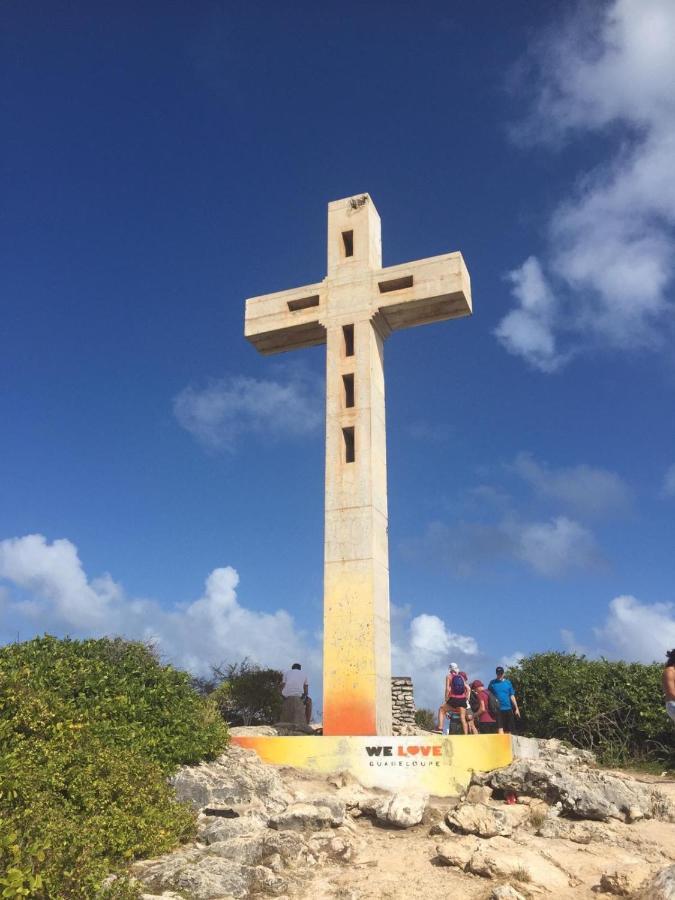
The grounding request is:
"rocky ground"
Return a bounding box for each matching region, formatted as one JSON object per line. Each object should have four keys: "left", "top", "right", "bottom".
{"left": 121, "top": 734, "right": 675, "bottom": 900}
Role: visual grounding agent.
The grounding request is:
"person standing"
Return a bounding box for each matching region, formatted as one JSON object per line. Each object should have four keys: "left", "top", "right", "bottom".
{"left": 461, "top": 670, "right": 479, "bottom": 734}
{"left": 664, "top": 649, "right": 675, "bottom": 726}
{"left": 471, "top": 678, "right": 497, "bottom": 734}
{"left": 282, "top": 663, "right": 312, "bottom": 725}
{"left": 487, "top": 666, "right": 520, "bottom": 734}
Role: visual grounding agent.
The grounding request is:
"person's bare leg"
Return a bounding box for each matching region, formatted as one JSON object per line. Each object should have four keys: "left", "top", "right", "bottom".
{"left": 459, "top": 707, "right": 468, "bottom": 735}
{"left": 437, "top": 704, "right": 448, "bottom": 730}
{"left": 305, "top": 697, "right": 313, "bottom": 725}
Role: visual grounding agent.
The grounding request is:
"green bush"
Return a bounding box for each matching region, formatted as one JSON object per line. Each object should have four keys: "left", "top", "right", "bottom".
{"left": 211, "top": 660, "right": 283, "bottom": 725}
{"left": 509, "top": 652, "right": 674, "bottom": 766}
{"left": 414, "top": 708, "right": 436, "bottom": 731}
{"left": 0, "top": 635, "right": 229, "bottom": 898}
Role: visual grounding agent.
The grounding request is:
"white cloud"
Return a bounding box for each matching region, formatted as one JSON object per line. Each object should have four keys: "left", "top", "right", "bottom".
{"left": 0, "top": 533, "right": 494, "bottom": 718}
{"left": 494, "top": 257, "right": 566, "bottom": 373}
{"left": 401, "top": 514, "right": 601, "bottom": 579}
{"left": 662, "top": 463, "right": 675, "bottom": 498}
{"left": 173, "top": 366, "right": 323, "bottom": 451}
{"left": 0, "top": 534, "right": 319, "bottom": 680}
{"left": 560, "top": 628, "right": 592, "bottom": 657}
{"left": 514, "top": 516, "right": 600, "bottom": 577}
{"left": 497, "top": 0, "right": 675, "bottom": 370}
{"left": 595, "top": 594, "right": 675, "bottom": 663}
{"left": 391, "top": 608, "right": 480, "bottom": 711}
{"left": 513, "top": 452, "right": 631, "bottom": 518}
{"left": 499, "top": 651, "right": 525, "bottom": 670}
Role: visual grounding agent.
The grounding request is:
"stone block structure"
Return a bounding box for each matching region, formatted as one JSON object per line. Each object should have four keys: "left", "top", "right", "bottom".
{"left": 391, "top": 676, "right": 416, "bottom": 734}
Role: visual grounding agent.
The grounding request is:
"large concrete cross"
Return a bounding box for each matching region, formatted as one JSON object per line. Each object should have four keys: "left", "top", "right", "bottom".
{"left": 245, "top": 194, "right": 472, "bottom": 736}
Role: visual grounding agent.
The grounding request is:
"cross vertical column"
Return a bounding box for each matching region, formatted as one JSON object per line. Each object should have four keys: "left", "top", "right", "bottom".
{"left": 322, "top": 318, "right": 392, "bottom": 735}
{"left": 322, "top": 197, "right": 392, "bottom": 736}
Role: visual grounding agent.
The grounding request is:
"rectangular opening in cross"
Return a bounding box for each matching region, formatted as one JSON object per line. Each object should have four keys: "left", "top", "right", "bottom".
{"left": 341, "top": 230, "right": 354, "bottom": 258}
{"left": 342, "top": 324, "right": 354, "bottom": 357}
{"left": 342, "top": 426, "right": 355, "bottom": 463}
{"left": 342, "top": 373, "right": 355, "bottom": 409}
{"left": 378, "top": 275, "right": 413, "bottom": 293}
{"left": 287, "top": 294, "right": 320, "bottom": 311}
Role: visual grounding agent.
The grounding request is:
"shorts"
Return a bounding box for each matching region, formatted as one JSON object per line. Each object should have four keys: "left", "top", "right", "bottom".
{"left": 496, "top": 708, "right": 515, "bottom": 732}
{"left": 447, "top": 697, "right": 466, "bottom": 710}
{"left": 666, "top": 701, "right": 675, "bottom": 724}
{"left": 478, "top": 720, "right": 498, "bottom": 734}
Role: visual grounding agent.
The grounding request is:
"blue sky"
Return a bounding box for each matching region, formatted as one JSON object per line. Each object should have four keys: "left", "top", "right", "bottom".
{"left": 1, "top": 0, "right": 674, "bottom": 710}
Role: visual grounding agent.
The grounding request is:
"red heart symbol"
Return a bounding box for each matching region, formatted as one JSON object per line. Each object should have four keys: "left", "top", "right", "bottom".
{"left": 407, "top": 745, "right": 419, "bottom": 755}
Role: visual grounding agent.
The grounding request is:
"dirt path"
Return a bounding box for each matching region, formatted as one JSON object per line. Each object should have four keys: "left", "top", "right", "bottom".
{"left": 283, "top": 770, "right": 675, "bottom": 900}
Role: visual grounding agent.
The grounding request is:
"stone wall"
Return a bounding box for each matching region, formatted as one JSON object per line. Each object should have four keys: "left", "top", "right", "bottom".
{"left": 391, "top": 676, "right": 416, "bottom": 734}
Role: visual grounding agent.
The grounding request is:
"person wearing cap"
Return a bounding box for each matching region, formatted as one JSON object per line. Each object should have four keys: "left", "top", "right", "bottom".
{"left": 470, "top": 679, "right": 497, "bottom": 734}
{"left": 488, "top": 666, "right": 520, "bottom": 734}
{"left": 436, "top": 663, "right": 468, "bottom": 734}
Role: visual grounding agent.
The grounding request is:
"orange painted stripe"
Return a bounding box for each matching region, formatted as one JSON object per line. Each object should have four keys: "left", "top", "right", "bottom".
{"left": 322, "top": 696, "right": 377, "bottom": 736}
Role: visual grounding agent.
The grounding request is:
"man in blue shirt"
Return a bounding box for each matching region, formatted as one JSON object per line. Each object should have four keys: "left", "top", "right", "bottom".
{"left": 488, "top": 666, "right": 520, "bottom": 734}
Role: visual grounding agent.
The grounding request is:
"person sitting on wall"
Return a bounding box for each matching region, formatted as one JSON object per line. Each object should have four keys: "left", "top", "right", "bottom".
{"left": 487, "top": 666, "right": 520, "bottom": 734}
{"left": 282, "top": 662, "right": 313, "bottom": 725}
{"left": 436, "top": 663, "right": 468, "bottom": 735}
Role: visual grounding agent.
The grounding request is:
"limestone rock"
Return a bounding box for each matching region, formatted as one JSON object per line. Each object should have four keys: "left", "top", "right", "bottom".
{"left": 446, "top": 802, "right": 514, "bottom": 838}
{"left": 140, "top": 894, "right": 185, "bottom": 900}
{"left": 207, "top": 836, "right": 266, "bottom": 866}
{"left": 229, "top": 725, "right": 279, "bottom": 736}
{"left": 306, "top": 832, "right": 353, "bottom": 862}
{"left": 360, "top": 792, "right": 428, "bottom": 828}
{"left": 273, "top": 722, "right": 316, "bottom": 736}
{"left": 268, "top": 798, "right": 345, "bottom": 831}
{"left": 485, "top": 758, "right": 675, "bottom": 823}
{"left": 599, "top": 862, "right": 651, "bottom": 895}
{"left": 262, "top": 829, "right": 309, "bottom": 864}
{"left": 134, "top": 853, "right": 249, "bottom": 899}
{"left": 536, "top": 817, "right": 603, "bottom": 844}
{"left": 465, "top": 784, "right": 492, "bottom": 804}
{"left": 467, "top": 836, "right": 570, "bottom": 890}
{"left": 638, "top": 864, "right": 675, "bottom": 900}
{"left": 489, "top": 886, "right": 527, "bottom": 900}
{"left": 434, "top": 837, "right": 477, "bottom": 870}
{"left": 198, "top": 812, "right": 267, "bottom": 844}
{"left": 172, "top": 744, "right": 291, "bottom": 815}
{"left": 249, "top": 864, "right": 289, "bottom": 896}
{"left": 511, "top": 736, "right": 596, "bottom": 766}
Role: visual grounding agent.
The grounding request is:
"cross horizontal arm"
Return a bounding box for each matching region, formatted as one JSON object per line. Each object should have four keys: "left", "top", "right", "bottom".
{"left": 245, "top": 280, "right": 327, "bottom": 355}
{"left": 373, "top": 252, "right": 472, "bottom": 333}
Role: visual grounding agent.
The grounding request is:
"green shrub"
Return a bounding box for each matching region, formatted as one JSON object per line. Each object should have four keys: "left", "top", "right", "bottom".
{"left": 509, "top": 652, "right": 674, "bottom": 766}
{"left": 0, "top": 635, "right": 229, "bottom": 898}
{"left": 414, "top": 708, "right": 436, "bottom": 731}
{"left": 211, "top": 660, "right": 283, "bottom": 725}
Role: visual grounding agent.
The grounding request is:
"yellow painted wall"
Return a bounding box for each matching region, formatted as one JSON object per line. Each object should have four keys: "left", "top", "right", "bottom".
{"left": 232, "top": 734, "right": 512, "bottom": 796}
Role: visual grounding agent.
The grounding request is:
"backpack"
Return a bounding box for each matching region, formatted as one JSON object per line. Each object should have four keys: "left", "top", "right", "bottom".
{"left": 450, "top": 673, "right": 465, "bottom": 697}
{"left": 487, "top": 687, "right": 501, "bottom": 718}
{"left": 469, "top": 689, "right": 481, "bottom": 713}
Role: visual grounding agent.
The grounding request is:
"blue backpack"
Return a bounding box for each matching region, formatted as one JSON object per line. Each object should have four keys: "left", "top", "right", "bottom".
{"left": 450, "top": 673, "right": 465, "bottom": 696}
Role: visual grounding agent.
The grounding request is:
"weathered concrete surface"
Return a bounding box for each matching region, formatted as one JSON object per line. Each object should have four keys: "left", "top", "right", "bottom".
{"left": 244, "top": 194, "right": 472, "bottom": 736}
